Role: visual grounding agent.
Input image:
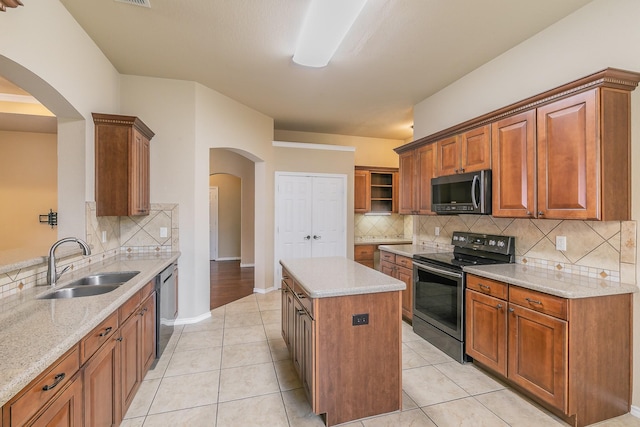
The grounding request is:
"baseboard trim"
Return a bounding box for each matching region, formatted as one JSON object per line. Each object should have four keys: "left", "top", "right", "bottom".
{"left": 173, "top": 311, "right": 212, "bottom": 325}
{"left": 240, "top": 263, "right": 255, "bottom": 268}
{"left": 630, "top": 405, "right": 640, "bottom": 419}
{"left": 254, "top": 286, "right": 275, "bottom": 294}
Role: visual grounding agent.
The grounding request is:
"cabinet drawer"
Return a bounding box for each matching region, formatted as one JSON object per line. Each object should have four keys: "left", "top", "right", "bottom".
{"left": 81, "top": 311, "right": 119, "bottom": 363}
{"left": 293, "top": 282, "right": 314, "bottom": 319}
{"left": 396, "top": 255, "right": 412, "bottom": 269}
{"left": 467, "top": 275, "right": 507, "bottom": 300}
{"left": 140, "top": 280, "right": 154, "bottom": 299}
{"left": 509, "top": 286, "right": 567, "bottom": 320}
{"left": 5, "top": 345, "right": 80, "bottom": 427}
{"left": 354, "top": 245, "right": 375, "bottom": 261}
{"left": 380, "top": 251, "right": 395, "bottom": 263}
{"left": 119, "top": 292, "right": 142, "bottom": 323}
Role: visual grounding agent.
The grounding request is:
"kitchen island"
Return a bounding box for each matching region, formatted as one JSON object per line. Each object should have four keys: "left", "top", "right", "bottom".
{"left": 280, "top": 257, "right": 405, "bottom": 427}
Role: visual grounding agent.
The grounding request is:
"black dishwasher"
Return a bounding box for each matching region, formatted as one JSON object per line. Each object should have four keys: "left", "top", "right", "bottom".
{"left": 155, "top": 263, "right": 177, "bottom": 360}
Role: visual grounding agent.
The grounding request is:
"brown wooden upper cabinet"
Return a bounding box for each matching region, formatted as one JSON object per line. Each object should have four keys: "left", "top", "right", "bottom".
{"left": 398, "top": 144, "right": 436, "bottom": 215}
{"left": 93, "top": 113, "right": 155, "bottom": 217}
{"left": 436, "top": 125, "right": 491, "bottom": 176}
{"left": 354, "top": 166, "right": 398, "bottom": 213}
{"left": 493, "top": 86, "right": 632, "bottom": 220}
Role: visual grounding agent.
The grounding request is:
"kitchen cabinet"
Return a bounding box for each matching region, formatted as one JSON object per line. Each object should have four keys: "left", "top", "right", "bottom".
{"left": 83, "top": 330, "right": 120, "bottom": 426}
{"left": 354, "top": 167, "right": 398, "bottom": 213}
{"left": 398, "top": 144, "right": 435, "bottom": 215}
{"left": 435, "top": 125, "right": 490, "bottom": 176}
{"left": 354, "top": 244, "right": 375, "bottom": 268}
{"left": 281, "top": 264, "right": 401, "bottom": 426}
{"left": 2, "top": 346, "right": 81, "bottom": 427}
{"left": 465, "top": 274, "right": 631, "bottom": 427}
{"left": 491, "top": 110, "right": 536, "bottom": 217}
{"left": 380, "top": 250, "right": 413, "bottom": 321}
{"left": 93, "top": 113, "right": 155, "bottom": 217}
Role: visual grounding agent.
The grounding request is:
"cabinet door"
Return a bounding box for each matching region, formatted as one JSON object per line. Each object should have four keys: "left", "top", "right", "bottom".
{"left": 140, "top": 294, "right": 156, "bottom": 375}
{"left": 396, "top": 266, "right": 413, "bottom": 321}
{"left": 354, "top": 170, "right": 371, "bottom": 213}
{"left": 465, "top": 290, "right": 507, "bottom": 376}
{"left": 398, "top": 151, "right": 415, "bottom": 214}
{"left": 281, "top": 287, "right": 290, "bottom": 348}
{"left": 436, "top": 135, "right": 461, "bottom": 176}
{"left": 461, "top": 125, "right": 491, "bottom": 173}
{"left": 292, "top": 298, "right": 304, "bottom": 377}
{"left": 508, "top": 304, "right": 567, "bottom": 411}
{"left": 537, "top": 90, "right": 598, "bottom": 219}
{"left": 415, "top": 144, "right": 435, "bottom": 214}
{"left": 130, "top": 129, "right": 150, "bottom": 216}
{"left": 120, "top": 314, "right": 142, "bottom": 418}
{"left": 28, "top": 375, "right": 83, "bottom": 427}
{"left": 84, "top": 337, "right": 120, "bottom": 427}
{"left": 300, "top": 310, "right": 315, "bottom": 403}
{"left": 491, "top": 110, "right": 536, "bottom": 217}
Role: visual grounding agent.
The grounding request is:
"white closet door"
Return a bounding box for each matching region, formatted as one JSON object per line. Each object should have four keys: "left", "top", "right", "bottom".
{"left": 311, "top": 176, "right": 346, "bottom": 257}
{"left": 277, "top": 175, "right": 313, "bottom": 261}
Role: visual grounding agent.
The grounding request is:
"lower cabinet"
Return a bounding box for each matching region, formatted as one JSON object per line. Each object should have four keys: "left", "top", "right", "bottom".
{"left": 354, "top": 244, "right": 375, "bottom": 268}
{"left": 281, "top": 266, "right": 402, "bottom": 426}
{"left": 380, "top": 250, "right": 413, "bottom": 321}
{"left": 465, "top": 274, "right": 631, "bottom": 427}
{"left": 3, "top": 282, "right": 158, "bottom": 427}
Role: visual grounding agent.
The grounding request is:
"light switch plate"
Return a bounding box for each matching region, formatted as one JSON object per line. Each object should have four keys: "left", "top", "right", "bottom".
{"left": 101, "top": 231, "right": 107, "bottom": 243}
{"left": 556, "top": 235, "right": 567, "bottom": 251}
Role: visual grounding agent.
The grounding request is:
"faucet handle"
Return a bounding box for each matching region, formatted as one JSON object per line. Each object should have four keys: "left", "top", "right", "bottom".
{"left": 56, "top": 265, "right": 71, "bottom": 280}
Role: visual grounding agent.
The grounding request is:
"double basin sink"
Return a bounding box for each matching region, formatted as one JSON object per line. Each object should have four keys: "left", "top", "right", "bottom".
{"left": 38, "top": 271, "right": 140, "bottom": 300}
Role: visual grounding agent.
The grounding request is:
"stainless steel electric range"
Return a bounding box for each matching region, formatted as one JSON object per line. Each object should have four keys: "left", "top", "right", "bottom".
{"left": 412, "top": 232, "right": 515, "bottom": 363}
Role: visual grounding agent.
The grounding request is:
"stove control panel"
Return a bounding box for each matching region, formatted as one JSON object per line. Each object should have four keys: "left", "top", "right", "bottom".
{"left": 452, "top": 232, "right": 515, "bottom": 256}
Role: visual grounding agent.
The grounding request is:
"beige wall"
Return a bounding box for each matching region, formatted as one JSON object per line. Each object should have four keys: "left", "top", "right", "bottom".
{"left": 275, "top": 129, "right": 404, "bottom": 168}
{"left": 412, "top": 0, "right": 640, "bottom": 408}
{"left": 210, "top": 149, "right": 255, "bottom": 265}
{"left": 0, "top": 130, "right": 57, "bottom": 252}
{"left": 209, "top": 174, "right": 241, "bottom": 259}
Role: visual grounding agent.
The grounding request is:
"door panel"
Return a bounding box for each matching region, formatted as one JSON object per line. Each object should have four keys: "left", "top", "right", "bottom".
{"left": 311, "top": 176, "right": 345, "bottom": 258}
{"left": 277, "top": 175, "right": 313, "bottom": 261}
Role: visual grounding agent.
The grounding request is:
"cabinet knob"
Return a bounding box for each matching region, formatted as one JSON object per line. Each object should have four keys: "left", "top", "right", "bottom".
{"left": 538, "top": 211, "right": 544, "bottom": 216}
{"left": 496, "top": 303, "right": 503, "bottom": 309}
{"left": 508, "top": 307, "right": 515, "bottom": 313}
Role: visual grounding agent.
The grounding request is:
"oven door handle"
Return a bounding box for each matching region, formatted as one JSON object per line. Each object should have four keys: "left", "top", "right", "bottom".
{"left": 414, "top": 261, "right": 463, "bottom": 279}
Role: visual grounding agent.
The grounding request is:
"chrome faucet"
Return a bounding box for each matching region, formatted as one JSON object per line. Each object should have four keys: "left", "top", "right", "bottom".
{"left": 47, "top": 237, "right": 92, "bottom": 286}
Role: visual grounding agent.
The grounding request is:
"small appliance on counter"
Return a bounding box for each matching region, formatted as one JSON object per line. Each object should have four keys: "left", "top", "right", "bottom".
{"left": 412, "top": 231, "right": 515, "bottom": 363}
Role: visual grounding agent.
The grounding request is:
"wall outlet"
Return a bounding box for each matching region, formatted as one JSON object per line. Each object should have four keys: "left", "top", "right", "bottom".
{"left": 101, "top": 231, "right": 107, "bottom": 243}
{"left": 160, "top": 227, "right": 168, "bottom": 238}
{"left": 556, "top": 235, "right": 567, "bottom": 251}
{"left": 352, "top": 313, "right": 369, "bottom": 326}
{"left": 435, "top": 227, "right": 440, "bottom": 236}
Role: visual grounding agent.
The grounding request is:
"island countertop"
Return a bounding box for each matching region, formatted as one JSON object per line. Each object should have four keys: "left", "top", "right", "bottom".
{"left": 280, "top": 256, "right": 405, "bottom": 298}
{"left": 464, "top": 263, "right": 638, "bottom": 299}
{"left": 0, "top": 252, "right": 180, "bottom": 408}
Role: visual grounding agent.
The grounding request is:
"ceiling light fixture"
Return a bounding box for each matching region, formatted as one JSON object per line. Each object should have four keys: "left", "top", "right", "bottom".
{"left": 0, "top": 0, "right": 23, "bottom": 13}
{"left": 293, "top": 0, "right": 369, "bottom": 68}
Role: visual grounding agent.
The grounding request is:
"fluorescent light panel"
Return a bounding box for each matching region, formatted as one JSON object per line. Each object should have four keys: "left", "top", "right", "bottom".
{"left": 293, "top": 0, "right": 369, "bottom": 68}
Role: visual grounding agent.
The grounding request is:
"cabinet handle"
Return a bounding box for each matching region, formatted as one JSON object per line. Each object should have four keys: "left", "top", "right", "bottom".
{"left": 296, "top": 292, "right": 305, "bottom": 299}
{"left": 538, "top": 211, "right": 544, "bottom": 216}
{"left": 42, "top": 373, "right": 65, "bottom": 391}
{"left": 138, "top": 307, "right": 148, "bottom": 316}
{"left": 525, "top": 297, "right": 543, "bottom": 305}
{"left": 99, "top": 326, "right": 113, "bottom": 337}
{"left": 526, "top": 211, "right": 531, "bottom": 216}
{"left": 454, "top": 169, "right": 459, "bottom": 173}
{"left": 116, "top": 336, "right": 123, "bottom": 342}
{"left": 479, "top": 284, "right": 491, "bottom": 291}
{"left": 460, "top": 168, "right": 465, "bottom": 173}
{"left": 297, "top": 309, "right": 305, "bottom": 315}
{"left": 508, "top": 307, "right": 515, "bottom": 313}
{"left": 496, "top": 303, "right": 503, "bottom": 309}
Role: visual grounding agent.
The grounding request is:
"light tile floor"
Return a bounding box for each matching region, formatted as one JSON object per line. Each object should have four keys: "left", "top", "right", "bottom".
{"left": 123, "top": 292, "right": 640, "bottom": 427}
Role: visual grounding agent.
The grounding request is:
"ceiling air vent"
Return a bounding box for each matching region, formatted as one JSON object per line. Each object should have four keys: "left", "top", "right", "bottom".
{"left": 115, "top": 0, "right": 151, "bottom": 7}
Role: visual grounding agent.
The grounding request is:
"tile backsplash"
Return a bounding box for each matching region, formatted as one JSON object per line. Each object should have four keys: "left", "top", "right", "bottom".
{"left": 414, "top": 215, "right": 637, "bottom": 284}
{"left": 0, "top": 202, "right": 179, "bottom": 300}
{"left": 355, "top": 213, "right": 413, "bottom": 240}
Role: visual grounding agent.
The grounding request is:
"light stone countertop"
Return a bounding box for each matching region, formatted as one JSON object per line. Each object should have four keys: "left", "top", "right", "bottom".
{"left": 464, "top": 263, "right": 638, "bottom": 299}
{"left": 0, "top": 252, "right": 180, "bottom": 408}
{"left": 354, "top": 238, "right": 412, "bottom": 245}
{"left": 280, "top": 256, "right": 405, "bottom": 298}
{"left": 378, "top": 244, "right": 451, "bottom": 258}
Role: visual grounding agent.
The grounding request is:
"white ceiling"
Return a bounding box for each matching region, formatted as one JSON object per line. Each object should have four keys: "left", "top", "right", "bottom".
{"left": 13, "top": 0, "right": 596, "bottom": 140}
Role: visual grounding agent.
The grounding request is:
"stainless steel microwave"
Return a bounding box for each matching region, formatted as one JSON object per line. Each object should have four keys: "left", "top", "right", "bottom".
{"left": 431, "top": 169, "right": 492, "bottom": 214}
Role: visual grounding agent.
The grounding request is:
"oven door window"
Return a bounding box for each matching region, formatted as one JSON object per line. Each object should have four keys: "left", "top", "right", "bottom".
{"left": 414, "top": 266, "right": 463, "bottom": 339}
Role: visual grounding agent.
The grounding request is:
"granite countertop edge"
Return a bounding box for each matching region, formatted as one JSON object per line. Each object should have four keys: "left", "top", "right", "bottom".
{"left": 354, "top": 238, "right": 412, "bottom": 245}
{"left": 280, "top": 257, "right": 405, "bottom": 298}
{"left": 464, "top": 263, "right": 638, "bottom": 299}
{"left": 0, "top": 252, "right": 180, "bottom": 408}
{"left": 377, "top": 244, "right": 449, "bottom": 258}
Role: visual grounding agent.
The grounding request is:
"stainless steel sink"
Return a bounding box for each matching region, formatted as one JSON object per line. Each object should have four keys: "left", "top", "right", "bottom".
{"left": 38, "top": 271, "right": 140, "bottom": 299}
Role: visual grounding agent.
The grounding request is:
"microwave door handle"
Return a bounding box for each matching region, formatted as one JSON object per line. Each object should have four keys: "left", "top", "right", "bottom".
{"left": 471, "top": 175, "right": 480, "bottom": 209}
